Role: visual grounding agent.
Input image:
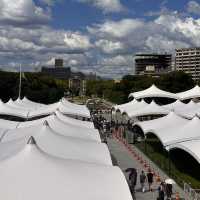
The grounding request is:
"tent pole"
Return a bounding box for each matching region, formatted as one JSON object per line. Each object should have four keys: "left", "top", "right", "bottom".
{"left": 168, "top": 150, "right": 171, "bottom": 176}
{"left": 18, "top": 64, "right": 22, "bottom": 99}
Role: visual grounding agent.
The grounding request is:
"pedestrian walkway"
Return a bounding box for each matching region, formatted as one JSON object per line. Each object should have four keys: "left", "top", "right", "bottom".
{"left": 107, "top": 137, "right": 187, "bottom": 200}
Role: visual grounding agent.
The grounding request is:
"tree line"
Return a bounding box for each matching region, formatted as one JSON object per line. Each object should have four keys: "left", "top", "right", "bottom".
{"left": 0, "top": 71, "right": 68, "bottom": 104}
{"left": 86, "top": 71, "right": 195, "bottom": 104}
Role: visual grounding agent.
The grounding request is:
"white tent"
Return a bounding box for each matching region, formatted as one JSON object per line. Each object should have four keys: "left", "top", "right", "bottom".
{"left": 129, "top": 84, "right": 178, "bottom": 100}
{"left": 162, "top": 116, "right": 200, "bottom": 146}
{"left": 174, "top": 100, "right": 200, "bottom": 119}
{"left": 0, "top": 138, "right": 132, "bottom": 200}
{"left": 2, "top": 98, "right": 91, "bottom": 119}
{"left": 167, "top": 140, "right": 200, "bottom": 164}
{"left": 22, "top": 97, "right": 46, "bottom": 108}
{"left": 0, "top": 101, "right": 28, "bottom": 119}
{"left": 62, "top": 98, "right": 89, "bottom": 112}
{"left": 58, "top": 101, "right": 91, "bottom": 119}
{"left": 3, "top": 117, "right": 100, "bottom": 142}
{"left": 162, "top": 100, "right": 186, "bottom": 111}
{"left": 55, "top": 111, "right": 94, "bottom": 129}
{"left": 126, "top": 101, "right": 169, "bottom": 118}
{"left": 0, "top": 118, "right": 19, "bottom": 129}
{"left": 28, "top": 102, "right": 59, "bottom": 118}
{"left": 177, "top": 85, "right": 200, "bottom": 100}
{"left": 1, "top": 126, "right": 111, "bottom": 165}
{"left": 113, "top": 99, "right": 139, "bottom": 113}
{"left": 134, "top": 111, "right": 188, "bottom": 136}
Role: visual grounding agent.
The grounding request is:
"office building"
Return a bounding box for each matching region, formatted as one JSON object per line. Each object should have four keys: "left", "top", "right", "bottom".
{"left": 135, "top": 54, "right": 172, "bottom": 75}
{"left": 175, "top": 47, "right": 200, "bottom": 80}
{"left": 55, "top": 59, "right": 64, "bottom": 68}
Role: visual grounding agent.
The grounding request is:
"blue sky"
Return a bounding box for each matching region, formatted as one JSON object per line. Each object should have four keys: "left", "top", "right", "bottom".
{"left": 0, "top": 0, "right": 200, "bottom": 78}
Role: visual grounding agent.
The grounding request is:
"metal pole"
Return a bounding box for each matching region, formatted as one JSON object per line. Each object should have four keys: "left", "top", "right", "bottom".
{"left": 145, "top": 137, "right": 147, "bottom": 153}
{"left": 18, "top": 64, "right": 22, "bottom": 99}
{"left": 168, "top": 150, "right": 171, "bottom": 176}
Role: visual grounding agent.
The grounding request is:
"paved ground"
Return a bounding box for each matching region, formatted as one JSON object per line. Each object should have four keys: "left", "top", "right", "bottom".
{"left": 107, "top": 137, "right": 187, "bottom": 200}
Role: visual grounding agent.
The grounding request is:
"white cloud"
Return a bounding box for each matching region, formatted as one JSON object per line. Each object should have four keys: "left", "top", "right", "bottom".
{"left": 78, "top": 0, "right": 125, "bottom": 13}
{"left": 88, "top": 19, "right": 144, "bottom": 38}
{"left": 0, "top": 0, "right": 51, "bottom": 25}
{"left": 187, "top": 1, "right": 200, "bottom": 15}
{"left": 95, "top": 39, "right": 125, "bottom": 54}
{"left": 64, "top": 32, "right": 92, "bottom": 51}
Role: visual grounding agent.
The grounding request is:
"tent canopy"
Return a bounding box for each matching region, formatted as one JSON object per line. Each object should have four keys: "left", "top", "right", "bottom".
{"left": 3, "top": 116, "right": 100, "bottom": 142}
{"left": 0, "top": 139, "right": 132, "bottom": 200}
{"left": 1, "top": 125, "right": 111, "bottom": 165}
{"left": 129, "top": 84, "right": 178, "bottom": 100}
{"left": 167, "top": 140, "right": 200, "bottom": 164}
{"left": 177, "top": 85, "right": 200, "bottom": 100}
{"left": 134, "top": 111, "right": 188, "bottom": 136}
{"left": 126, "top": 100, "right": 169, "bottom": 118}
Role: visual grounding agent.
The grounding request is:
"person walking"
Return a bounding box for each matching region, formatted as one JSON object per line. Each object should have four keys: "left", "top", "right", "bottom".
{"left": 140, "top": 170, "right": 146, "bottom": 193}
{"left": 157, "top": 182, "right": 165, "bottom": 200}
{"left": 147, "top": 169, "right": 154, "bottom": 191}
{"left": 125, "top": 168, "right": 137, "bottom": 195}
{"left": 165, "top": 183, "right": 172, "bottom": 200}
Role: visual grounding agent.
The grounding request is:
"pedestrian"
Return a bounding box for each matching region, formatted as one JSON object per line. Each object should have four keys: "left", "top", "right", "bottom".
{"left": 147, "top": 169, "right": 154, "bottom": 191}
{"left": 125, "top": 168, "right": 137, "bottom": 195}
{"left": 140, "top": 170, "right": 146, "bottom": 193}
{"left": 157, "top": 182, "right": 165, "bottom": 200}
{"left": 165, "top": 183, "right": 172, "bottom": 200}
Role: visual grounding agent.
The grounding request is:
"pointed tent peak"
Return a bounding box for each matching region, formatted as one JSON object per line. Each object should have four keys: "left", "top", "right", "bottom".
{"left": 193, "top": 113, "right": 200, "bottom": 119}
{"left": 27, "top": 136, "right": 36, "bottom": 145}
{"left": 16, "top": 97, "right": 21, "bottom": 102}
{"left": 43, "top": 120, "right": 49, "bottom": 127}
{"left": 52, "top": 112, "right": 56, "bottom": 116}
{"left": 188, "top": 99, "right": 196, "bottom": 105}
{"left": 151, "top": 84, "right": 157, "bottom": 88}
{"left": 132, "top": 99, "right": 138, "bottom": 104}
{"left": 141, "top": 99, "right": 147, "bottom": 104}
{"left": 8, "top": 98, "right": 13, "bottom": 103}
{"left": 150, "top": 100, "right": 157, "bottom": 105}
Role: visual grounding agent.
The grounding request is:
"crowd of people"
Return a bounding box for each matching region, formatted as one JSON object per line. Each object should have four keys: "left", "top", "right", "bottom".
{"left": 124, "top": 168, "right": 173, "bottom": 200}
{"left": 91, "top": 110, "right": 174, "bottom": 200}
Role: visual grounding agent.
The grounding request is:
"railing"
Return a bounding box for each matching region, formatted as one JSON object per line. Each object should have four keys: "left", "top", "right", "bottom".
{"left": 184, "top": 183, "right": 200, "bottom": 200}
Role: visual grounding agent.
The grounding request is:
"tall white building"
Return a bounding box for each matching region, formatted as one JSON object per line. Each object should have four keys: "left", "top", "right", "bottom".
{"left": 175, "top": 47, "right": 200, "bottom": 81}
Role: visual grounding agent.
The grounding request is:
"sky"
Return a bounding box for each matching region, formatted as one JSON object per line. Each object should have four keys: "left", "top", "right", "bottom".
{"left": 0, "top": 0, "right": 200, "bottom": 78}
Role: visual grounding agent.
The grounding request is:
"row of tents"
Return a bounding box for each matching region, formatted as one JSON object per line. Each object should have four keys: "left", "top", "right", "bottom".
{"left": 134, "top": 112, "right": 200, "bottom": 164}
{"left": 129, "top": 84, "right": 200, "bottom": 100}
{"left": 114, "top": 84, "right": 200, "bottom": 165}
{"left": 0, "top": 99, "right": 132, "bottom": 200}
{"left": 113, "top": 99, "right": 200, "bottom": 120}
{"left": 0, "top": 97, "right": 91, "bottom": 119}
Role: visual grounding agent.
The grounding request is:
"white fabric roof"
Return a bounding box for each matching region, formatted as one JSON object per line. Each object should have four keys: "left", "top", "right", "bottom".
{"left": 162, "top": 100, "right": 186, "bottom": 111}
{"left": 0, "top": 140, "right": 132, "bottom": 200}
{"left": 55, "top": 111, "right": 94, "bottom": 129}
{"left": 177, "top": 85, "right": 200, "bottom": 100}
{"left": 59, "top": 101, "right": 90, "bottom": 118}
{"left": 113, "top": 99, "right": 139, "bottom": 113}
{"left": 3, "top": 116, "right": 100, "bottom": 142}
{"left": 167, "top": 140, "right": 200, "bottom": 164}
{"left": 161, "top": 116, "right": 200, "bottom": 146}
{"left": 129, "top": 84, "right": 178, "bottom": 99}
{"left": 3, "top": 98, "right": 91, "bottom": 119}
{"left": 174, "top": 100, "right": 200, "bottom": 119}
{"left": 134, "top": 111, "right": 188, "bottom": 135}
{"left": 126, "top": 101, "right": 169, "bottom": 118}
{"left": 62, "top": 98, "right": 89, "bottom": 111}
{"left": 0, "top": 118, "right": 19, "bottom": 129}
{"left": 28, "top": 102, "right": 59, "bottom": 118}
{"left": 0, "top": 101, "right": 28, "bottom": 118}
{"left": 1, "top": 127, "right": 111, "bottom": 165}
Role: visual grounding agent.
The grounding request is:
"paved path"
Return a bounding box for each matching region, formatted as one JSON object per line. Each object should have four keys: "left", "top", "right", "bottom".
{"left": 107, "top": 137, "right": 187, "bottom": 200}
